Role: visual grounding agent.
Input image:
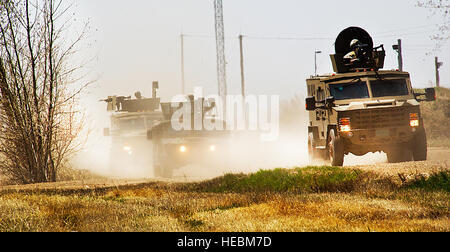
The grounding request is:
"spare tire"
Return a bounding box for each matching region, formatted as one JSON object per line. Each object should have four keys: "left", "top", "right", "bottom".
{"left": 335, "top": 27, "right": 373, "bottom": 54}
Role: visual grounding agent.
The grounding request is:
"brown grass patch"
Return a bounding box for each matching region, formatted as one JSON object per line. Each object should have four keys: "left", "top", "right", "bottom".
{"left": 0, "top": 166, "right": 448, "bottom": 232}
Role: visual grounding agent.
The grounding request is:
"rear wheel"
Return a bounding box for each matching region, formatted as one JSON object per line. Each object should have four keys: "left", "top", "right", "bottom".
{"left": 328, "top": 129, "right": 344, "bottom": 166}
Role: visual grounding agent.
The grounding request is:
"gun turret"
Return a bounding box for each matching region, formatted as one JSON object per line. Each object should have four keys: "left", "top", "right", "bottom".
{"left": 330, "top": 27, "right": 385, "bottom": 73}
{"left": 160, "top": 96, "right": 217, "bottom": 130}
{"left": 102, "top": 81, "right": 161, "bottom": 112}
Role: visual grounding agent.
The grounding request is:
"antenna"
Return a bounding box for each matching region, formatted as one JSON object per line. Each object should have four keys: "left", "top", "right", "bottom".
{"left": 214, "top": 0, "right": 227, "bottom": 116}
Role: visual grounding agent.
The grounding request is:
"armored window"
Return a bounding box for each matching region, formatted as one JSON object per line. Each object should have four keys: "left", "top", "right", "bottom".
{"left": 370, "top": 79, "right": 409, "bottom": 97}
{"left": 317, "top": 87, "right": 325, "bottom": 101}
{"left": 118, "top": 118, "right": 145, "bottom": 131}
{"left": 307, "top": 84, "right": 315, "bottom": 96}
{"left": 329, "top": 80, "right": 369, "bottom": 100}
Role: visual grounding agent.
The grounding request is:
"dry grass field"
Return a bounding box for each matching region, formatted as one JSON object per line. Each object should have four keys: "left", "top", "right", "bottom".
{"left": 0, "top": 160, "right": 448, "bottom": 232}
{"left": 0, "top": 88, "right": 448, "bottom": 232}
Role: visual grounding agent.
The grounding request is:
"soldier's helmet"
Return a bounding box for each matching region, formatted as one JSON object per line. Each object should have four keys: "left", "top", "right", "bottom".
{"left": 350, "top": 39, "right": 361, "bottom": 49}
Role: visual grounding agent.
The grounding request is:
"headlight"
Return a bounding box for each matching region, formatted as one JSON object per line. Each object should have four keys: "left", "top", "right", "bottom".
{"left": 410, "top": 113, "right": 419, "bottom": 127}
{"left": 179, "top": 145, "right": 187, "bottom": 153}
{"left": 123, "top": 146, "right": 132, "bottom": 155}
{"left": 339, "top": 118, "right": 351, "bottom": 132}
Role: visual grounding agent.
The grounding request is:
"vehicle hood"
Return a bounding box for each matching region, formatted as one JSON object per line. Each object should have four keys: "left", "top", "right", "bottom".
{"left": 334, "top": 99, "right": 420, "bottom": 112}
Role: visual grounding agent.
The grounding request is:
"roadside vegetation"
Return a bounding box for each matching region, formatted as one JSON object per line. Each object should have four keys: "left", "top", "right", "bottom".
{"left": 0, "top": 165, "right": 448, "bottom": 232}
{"left": 421, "top": 87, "right": 450, "bottom": 148}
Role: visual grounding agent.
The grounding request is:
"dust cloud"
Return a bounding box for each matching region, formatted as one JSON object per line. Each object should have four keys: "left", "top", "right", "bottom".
{"left": 173, "top": 129, "right": 310, "bottom": 180}
{"left": 69, "top": 96, "right": 311, "bottom": 180}
{"left": 69, "top": 96, "right": 387, "bottom": 181}
{"left": 70, "top": 129, "right": 155, "bottom": 179}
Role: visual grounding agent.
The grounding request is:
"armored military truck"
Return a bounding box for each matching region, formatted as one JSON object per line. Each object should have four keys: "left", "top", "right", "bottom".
{"left": 147, "top": 96, "right": 231, "bottom": 178}
{"left": 103, "top": 82, "right": 163, "bottom": 174}
{"left": 306, "top": 27, "right": 436, "bottom": 166}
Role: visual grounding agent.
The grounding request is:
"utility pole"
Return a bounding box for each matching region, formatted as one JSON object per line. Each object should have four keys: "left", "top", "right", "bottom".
{"left": 180, "top": 34, "right": 186, "bottom": 95}
{"left": 239, "top": 35, "right": 245, "bottom": 98}
{"left": 392, "top": 39, "right": 403, "bottom": 71}
{"left": 435, "top": 57, "right": 443, "bottom": 88}
{"left": 239, "top": 34, "right": 246, "bottom": 127}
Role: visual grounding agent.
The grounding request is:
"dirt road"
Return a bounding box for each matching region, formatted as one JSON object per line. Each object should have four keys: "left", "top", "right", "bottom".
{"left": 0, "top": 147, "right": 448, "bottom": 192}
{"left": 0, "top": 147, "right": 448, "bottom": 232}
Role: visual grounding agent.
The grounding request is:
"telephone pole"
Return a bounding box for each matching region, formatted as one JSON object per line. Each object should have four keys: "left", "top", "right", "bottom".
{"left": 239, "top": 34, "right": 247, "bottom": 127}
{"left": 180, "top": 34, "right": 186, "bottom": 95}
{"left": 392, "top": 39, "right": 403, "bottom": 71}
{"left": 239, "top": 35, "right": 245, "bottom": 98}
{"left": 435, "top": 57, "right": 443, "bottom": 88}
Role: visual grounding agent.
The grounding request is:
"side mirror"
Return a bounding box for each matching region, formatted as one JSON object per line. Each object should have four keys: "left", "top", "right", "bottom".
{"left": 425, "top": 88, "right": 436, "bottom": 101}
{"left": 325, "top": 96, "right": 335, "bottom": 109}
{"left": 305, "top": 96, "right": 316, "bottom": 111}
{"left": 103, "top": 128, "right": 110, "bottom": 137}
{"left": 147, "top": 129, "right": 153, "bottom": 140}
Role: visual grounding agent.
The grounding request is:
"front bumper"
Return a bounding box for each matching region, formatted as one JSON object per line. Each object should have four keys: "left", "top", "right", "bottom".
{"left": 339, "top": 125, "right": 424, "bottom": 156}
{"left": 164, "top": 143, "right": 230, "bottom": 167}
{"left": 340, "top": 126, "right": 418, "bottom": 145}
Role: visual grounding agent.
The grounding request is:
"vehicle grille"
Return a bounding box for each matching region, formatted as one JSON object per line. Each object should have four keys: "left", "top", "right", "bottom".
{"left": 348, "top": 107, "right": 411, "bottom": 130}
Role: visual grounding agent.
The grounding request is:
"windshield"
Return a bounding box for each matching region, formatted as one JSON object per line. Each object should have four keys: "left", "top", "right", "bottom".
{"left": 146, "top": 117, "right": 160, "bottom": 129}
{"left": 329, "top": 80, "right": 369, "bottom": 100}
{"left": 370, "top": 79, "right": 409, "bottom": 97}
{"left": 118, "top": 118, "right": 145, "bottom": 131}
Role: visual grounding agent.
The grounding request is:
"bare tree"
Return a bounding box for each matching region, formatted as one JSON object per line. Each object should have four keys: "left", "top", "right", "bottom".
{"left": 417, "top": 0, "right": 450, "bottom": 51}
{"left": 0, "top": 0, "right": 88, "bottom": 184}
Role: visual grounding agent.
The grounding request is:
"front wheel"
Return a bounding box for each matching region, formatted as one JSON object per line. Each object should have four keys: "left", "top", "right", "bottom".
{"left": 386, "top": 149, "right": 412, "bottom": 163}
{"left": 308, "top": 133, "right": 319, "bottom": 163}
{"left": 153, "top": 142, "right": 174, "bottom": 179}
{"left": 328, "top": 129, "right": 344, "bottom": 166}
{"left": 411, "top": 129, "right": 427, "bottom": 161}
{"left": 153, "top": 157, "right": 174, "bottom": 179}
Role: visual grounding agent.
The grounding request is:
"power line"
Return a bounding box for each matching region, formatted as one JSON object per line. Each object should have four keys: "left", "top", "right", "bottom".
{"left": 373, "top": 24, "right": 439, "bottom": 36}
{"left": 180, "top": 34, "right": 332, "bottom": 41}
{"left": 373, "top": 29, "right": 441, "bottom": 38}
{"left": 244, "top": 35, "right": 331, "bottom": 41}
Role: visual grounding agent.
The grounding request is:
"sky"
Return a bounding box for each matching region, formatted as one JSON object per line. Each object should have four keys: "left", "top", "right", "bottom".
{"left": 71, "top": 0, "right": 449, "bottom": 129}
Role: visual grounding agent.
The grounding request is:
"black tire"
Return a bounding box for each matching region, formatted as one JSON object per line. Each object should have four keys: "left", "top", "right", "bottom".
{"left": 328, "top": 129, "right": 344, "bottom": 166}
{"left": 308, "top": 133, "right": 318, "bottom": 162}
{"left": 160, "top": 161, "right": 173, "bottom": 178}
{"left": 411, "top": 129, "right": 427, "bottom": 161}
{"left": 154, "top": 158, "right": 174, "bottom": 178}
{"left": 386, "top": 148, "right": 412, "bottom": 163}
{"left": 153, "top": 164, "right": 163, "bottom": 178}
{"left": 152, "top": 141, "right": 173, "bottom": 178}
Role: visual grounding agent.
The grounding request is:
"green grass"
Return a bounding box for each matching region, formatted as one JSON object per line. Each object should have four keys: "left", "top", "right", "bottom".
{"left": 406, "top": 171, "right": 450, "bottom": 193}
{"left": 0, "top": 165, "right": 448, "bottom": 232}
{"left": 188, "top": 166, "right": 362, "bottom": 193}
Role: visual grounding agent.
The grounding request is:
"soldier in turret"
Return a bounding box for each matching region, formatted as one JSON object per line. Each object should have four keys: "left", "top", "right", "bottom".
{"left": 344, "top": 39, "right": 362, "bottom": 62}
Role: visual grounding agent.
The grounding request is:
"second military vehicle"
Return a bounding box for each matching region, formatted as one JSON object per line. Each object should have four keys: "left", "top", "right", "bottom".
{"left": 103, "top": 82, "right": 163, "bottom": 174}
{"left": 306, "top": 27, "right": 436, "bottom": 166}
{"left": 147, "top": 96, "right": 232, "bottom": 178}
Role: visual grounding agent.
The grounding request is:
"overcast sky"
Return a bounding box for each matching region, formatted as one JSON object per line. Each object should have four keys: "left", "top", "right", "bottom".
{"left": 72, "top": 0, "right": 449, "bottom": 128}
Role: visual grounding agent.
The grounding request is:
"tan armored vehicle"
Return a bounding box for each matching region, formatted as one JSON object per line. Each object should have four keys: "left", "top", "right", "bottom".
{"left": 103, "top": 82, "right": 163, "bottom": 173}
{"left": 147, "top": 96, "right": 231, "bottom": 178}
{"left": 306, "top": 27, "right": 436, "bottom": 166}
